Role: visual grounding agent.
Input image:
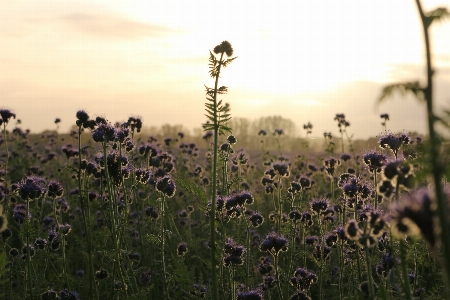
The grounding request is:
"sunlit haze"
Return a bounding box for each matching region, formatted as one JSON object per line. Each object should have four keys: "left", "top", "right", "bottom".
{"left": 1, "top": 0, "right": 449, "bottom": 139}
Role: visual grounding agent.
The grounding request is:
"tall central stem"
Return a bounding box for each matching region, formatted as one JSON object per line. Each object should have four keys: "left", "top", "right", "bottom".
{"left": 210, "top": 52, "right": 224, "bottom": 300}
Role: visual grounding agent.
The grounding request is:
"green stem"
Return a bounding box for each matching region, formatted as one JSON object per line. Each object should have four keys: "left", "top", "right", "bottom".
{"left": 274, "top": 254, "right": 284, "bottom": 300}
{"left": 415, "top": 0, "right": 450, "bottom": 287}
{"left": 103, "top": 141, "right": 127, "bottom": 293}
{"left": 400, "top": 239, "right": 413, "bottom": 300}
{"left": 25, "top": 200, "right": 34, "bottom": 300}
{"left": 210, "top": 52, "right": 224, "bottom": 300}
{"left": 78, "top": 126, "right": 98, "bottom": 300}
{"left": 160, "top": 195, "right": 170, "bottom": 299}
{"left": 245, "top": 221, "right": 250, "bottom": 287}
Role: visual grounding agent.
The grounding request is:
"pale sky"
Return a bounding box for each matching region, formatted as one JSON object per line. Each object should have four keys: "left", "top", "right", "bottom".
{"left": 1, "top": 0, "right": 449, "bottom": 139}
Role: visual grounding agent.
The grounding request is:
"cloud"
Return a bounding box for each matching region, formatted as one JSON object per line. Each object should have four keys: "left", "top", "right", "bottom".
{"left": 61, "top": 12, "right": 181, "bottom": 40}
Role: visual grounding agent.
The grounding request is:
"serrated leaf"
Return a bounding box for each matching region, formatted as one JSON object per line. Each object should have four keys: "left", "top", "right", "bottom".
{"left": 204, "top": 108, "right": 214, "bottom": 115}
{"left": 175, "top": 178, "right": 208, "bottom": 203}
{"left": 147, "top": 234, "right": 161, "bottom": 244}
{"left": 425, "top": 7, "right": 450, "bottom": 27}
{"left": 81, "top": 145, "right": 93, "bottom": 151}
{"left": 377, "top": 81, "right": 425, "bottom": 104}
{"left": 205, "top": 115, "right": 215, "bottom": 122}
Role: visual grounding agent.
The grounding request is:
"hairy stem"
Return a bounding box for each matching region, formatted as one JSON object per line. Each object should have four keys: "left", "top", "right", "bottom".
{"left": 415, "top": 0, "right": 450, "bottom": 286}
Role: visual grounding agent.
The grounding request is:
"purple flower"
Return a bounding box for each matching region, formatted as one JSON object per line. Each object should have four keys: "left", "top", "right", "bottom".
{"left": 14, "top": 176, "right": 46, "bottom": 201}
{"left": 260, "top": 232, "right": 289, "bottom": 255}
{"left": 236, "top": 289, "right": 263, "bottom": 300}
{"left": 155, "top": 175, "right": 176, "bottom": 198}
{"left": 47, "top": 180, "right": 64, "bottom": 198}
{"left": 0, "top": 109, "right": 16, "bottom": 124}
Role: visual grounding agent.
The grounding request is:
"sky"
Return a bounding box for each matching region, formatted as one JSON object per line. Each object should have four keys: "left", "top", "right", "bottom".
{"left": 1, "top": 0, "right": 449, "bottom": 139}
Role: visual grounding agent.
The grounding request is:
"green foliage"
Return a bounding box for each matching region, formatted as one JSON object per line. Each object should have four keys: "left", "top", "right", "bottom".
{"left": 204, "top": 89, "right": 233, "bottom": 135}
{"left": 377, "top": 81, "right": 425, "bottom": 104}
{"left": 175, "top": 178, "right": 207, "bottom": 204}
{"left": 425, "top": 7, "right": 450, "bottom": 27}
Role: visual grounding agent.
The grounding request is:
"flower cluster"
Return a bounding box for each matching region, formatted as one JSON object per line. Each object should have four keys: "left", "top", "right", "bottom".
{"left": 223, "top": 238, "right": 246, "bottom": 267}
{"left": 0, "top": 109, "right": 16, "bottom": 126}
{"left": 94, "top": 151, "right": 130, "bottom": 186}
{"left": 363, "top": 150, "right": 387, "bottom": 173}
{"left": 334, "top": 113, "right": 350, "bottom": 132}
{"left": 260, "top": 232, "right": 289, "bottom": 256}
{"left": 378, "top": 131, "right": 412, "bottom": 157}
{"left": 213, "top": 40, "right": 234, "bottom": 57}
{"left": 12, "top": 176, "right": 46, "bottom": 202}
{"left": 155, "top": 175, "right": 177, "bottom": 198}
{"left": 389, "top": 188, "right": 440, "bottom": 247}
{"left": 290, "top": 267, "right": 318, "bottom": 291}
{"left": 323, "top": 158, "right": 341, "bottom": 177}
{"left": 265, "top": 161, "right": 290, "bottom": 179}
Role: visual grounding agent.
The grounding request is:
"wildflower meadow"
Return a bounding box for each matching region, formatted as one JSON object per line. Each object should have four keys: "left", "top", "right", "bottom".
{"left": 1, "top": 2, "right": 450, "bottom": 300}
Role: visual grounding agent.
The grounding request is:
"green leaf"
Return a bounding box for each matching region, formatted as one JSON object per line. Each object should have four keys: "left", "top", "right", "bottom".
{"left": 204, "top": 115, "right": 215, "bottom": 123}
{"left": 222, "top": 56, "right": 238, "bottom": 67}
{"left": 425, "top": 7, "right": 450, "bottom": 27}
{"left": 219, "top": 117, "right": 232, "bottom": 123}
{"left": 377, "top": 81, "right": 425, "bottom": 104}
{"left": 204, "top": 108, "right": 214, "bottom": 116}
{"left": 175, "top": 178, "right": 208, "bottom": 203}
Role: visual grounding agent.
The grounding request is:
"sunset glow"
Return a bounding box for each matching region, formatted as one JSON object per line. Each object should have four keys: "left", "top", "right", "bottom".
{"left": 1, "top": 0, "right": 449, "bottom": 138}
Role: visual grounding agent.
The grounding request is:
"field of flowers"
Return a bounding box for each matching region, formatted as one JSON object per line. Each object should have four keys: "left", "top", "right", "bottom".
{"left": 1, "top": 5, "right": 450, "bottom": 299}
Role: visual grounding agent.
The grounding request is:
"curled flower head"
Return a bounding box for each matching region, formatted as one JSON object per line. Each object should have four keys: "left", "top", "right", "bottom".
{"left": 135, "top": 168, "right": 152, "bottom": 184}
{"left": 0, "top": 109, "right": 16, "bottom": 125}
{"left": 390, "top": 188, "right": 439, "bottom": 247}
{"left": 323, "top": 158, "right": 341, "bottom": 177}
{"left": 260, "top": 232, "right": 289, "bottom": 255}
{"left": 92, "top": 123, "right": 116, "bottom": 143}
{"left": 95, "top": 269, "right": 109, "bottom": 280}
{"left": 223, "top": 238, "right": 246, "bottom": 267}
{"left": 14, "top": 176, "right": 46, "bottom": 202}
{"left": 47, "top": 180, "right": 64, "bottom": 198}
{"left": 232, "top": 150, "right": 249, "bottom": 166}
{"left": 313, "top": 244, "right": 332, "bottom": 261}
{"left": 299, "top": 176, "right": 312, "bottom": 189}
{"left": 145, "top": 206, "right": 159, "bottom": 219}
{"left": 227, "top": 135, "right": 237, "bottom": 145}
{"left": 58, "top": 223, "right": 72, "bottom": 236}
{"left": 236, "top": 289, "right": 263, "bottom": 300}
{"left": 300, "top": 211, "right": 314, "bottom": 227}
{"left": 340, "top": 153, "right": 352, "bottom": 162}
{"left": 288, "top": 181, "right": 302, "bottom": 195}
{"left": 155, "top": 175, "right": 176, "bottom": 198}
{"left": 213, "top": 40, "right": 234, "bottom": 57}
{"left": 233, "top": 190, "right": 254, "bottom": 206}
{"left": 363, "top": 150, "right": 387, "bottom": 173}
{"left": 248, "top": 212, "right": 264, "bottom": 227}
{"left": 378, "top": 131, "right": 412, "bottom": 156}
{"left": 310, "top": 198, "right": 329, "bottom": 215}
{"left": 176, "top": 242, "right": 188, "bottom": 257}
{"left": 290, "top": 267, "right": 317, "bottom": 291}
{"left": 345, "top": 219, "right": 362, "bottom": 240}
{"left": 340, "top": 176, "right": 373, "bottom": 200}
{"left": 289, "top": 209, "right": 301, "bottom": 222}
{"left": 59, "top": 289, "right": 80, "bottom": 300}
{"left": 376, "top": 253, "right": 396, "bottom": 277}
{"left": 76, "top": 110, "right": 89, "bottom": 124}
